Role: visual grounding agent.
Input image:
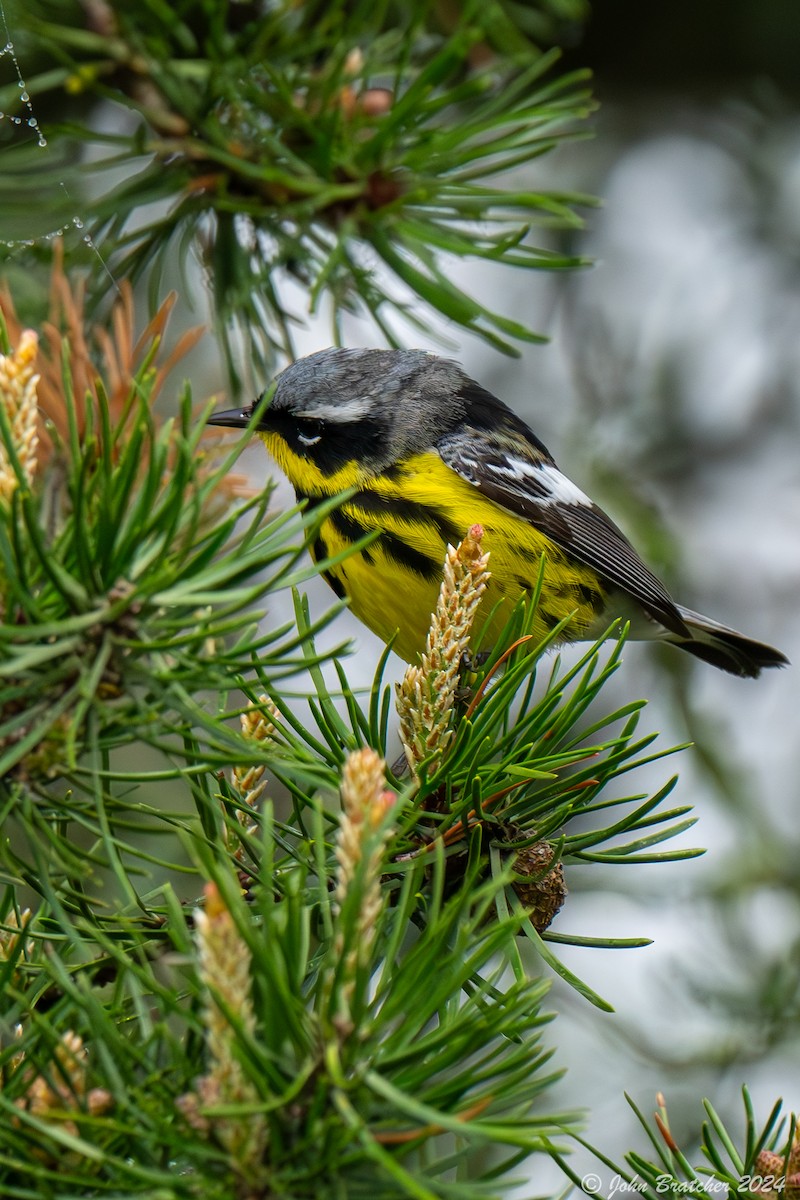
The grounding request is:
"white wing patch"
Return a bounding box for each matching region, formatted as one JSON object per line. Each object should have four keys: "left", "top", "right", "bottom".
{"left": 439, "top": 429, "right": 690, "bottom": 638}
{"left": 461, "top": 453, "right": 594, "bottom": 508}
{"left": 501, "top": 459, "right": 593, "bottom": 507}
{"left": 535, "top": 462, "right": 592, "bottom": 506}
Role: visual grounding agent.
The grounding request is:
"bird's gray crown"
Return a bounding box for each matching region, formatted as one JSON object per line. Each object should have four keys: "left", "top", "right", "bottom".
{"left": 270, "top": 347, "right": 471, "bottom": 459}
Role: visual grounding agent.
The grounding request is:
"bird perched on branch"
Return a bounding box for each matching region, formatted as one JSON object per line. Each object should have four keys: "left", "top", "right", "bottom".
{"left": 209, "top": 347, "right": 787, "bottom": 678}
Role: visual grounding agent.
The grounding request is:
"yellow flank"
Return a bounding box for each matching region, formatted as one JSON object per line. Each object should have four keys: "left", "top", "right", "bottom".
{"left": 258, "top": 433, "right": 606, "bottom": 662}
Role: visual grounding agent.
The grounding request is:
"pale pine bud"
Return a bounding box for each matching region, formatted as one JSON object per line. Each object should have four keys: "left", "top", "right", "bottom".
{"left": 335, "top": 748, "right": 394, "bottom": 907}
{"left": 14, "top": 1028, "right": 113, "bottom": 1143}
{"left": 0, "top": 907, "right": 33, "bottom": 964}
{"left": 396, "top": 524, "right": 490, "bottom": 772}
{"left": 192, "top": 882, "right": 268, "bottom": 1166}
{"left": 331, "top": 749, "right": 395, "bottom": 1035}
{"left": 232, "top": 695, "right": 279, "bottom": 815}
{"left": 0, "top": 329, "right": 40, "bottom": 506}
{"left": 343, "top": 47, "right": 364, "bottom": 76}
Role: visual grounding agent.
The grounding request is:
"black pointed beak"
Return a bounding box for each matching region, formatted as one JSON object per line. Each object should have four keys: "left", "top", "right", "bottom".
{"left": 206, "top": 407, "right": 253, "bottom": 429}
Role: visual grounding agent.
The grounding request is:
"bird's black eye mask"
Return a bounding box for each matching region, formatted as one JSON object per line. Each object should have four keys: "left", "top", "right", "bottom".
{"left": 295, "top": 419, "right": 325, "bottom": 448}
{"left": 246, "top": 401, "right": 325, "bottom": 451}
{"left": 208, "top": 390, "right": 398, "bottom": 474}
{"left": 265, "top": 398, "right": 397, "bottom": 476}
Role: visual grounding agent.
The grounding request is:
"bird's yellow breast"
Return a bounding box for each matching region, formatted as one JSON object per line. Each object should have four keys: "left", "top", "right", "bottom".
{"left": 258, "top": 433, "right": 606, "bottom": 662}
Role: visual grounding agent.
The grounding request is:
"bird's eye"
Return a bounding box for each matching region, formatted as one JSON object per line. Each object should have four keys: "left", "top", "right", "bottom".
{"left": 297, "top": 420, "right": 324, "bottom": 448}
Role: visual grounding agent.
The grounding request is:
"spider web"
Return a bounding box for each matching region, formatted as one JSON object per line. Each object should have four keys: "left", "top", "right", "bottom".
{"left": 0, "top": 0, "right": 118, "bottom": 289}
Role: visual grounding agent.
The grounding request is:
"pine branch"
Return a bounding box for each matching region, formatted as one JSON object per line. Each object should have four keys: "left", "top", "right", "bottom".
{"left": 2, "top": 0, "right": 596, "bottom": 384}
{"left": 0, "top": 300, "right": 346, "bottom": 787}
{"left": 0, "top": 380, "right": 694, "bottom": 1192}
{"left": 554, "top": 1089, "right": 799, "bottom": 1200}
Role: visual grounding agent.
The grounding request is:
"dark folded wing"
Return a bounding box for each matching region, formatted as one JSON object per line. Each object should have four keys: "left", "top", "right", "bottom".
{"left": 438, "top": 428, "right": 690, "bottom": 638}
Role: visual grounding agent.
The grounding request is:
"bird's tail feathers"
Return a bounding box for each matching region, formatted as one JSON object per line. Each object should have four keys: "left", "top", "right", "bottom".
{"left": 671, "top": 606, "right": 788, "bottom": 678}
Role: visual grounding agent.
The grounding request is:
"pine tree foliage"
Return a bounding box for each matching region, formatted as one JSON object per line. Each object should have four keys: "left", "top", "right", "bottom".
{"left": 1, "top": 0, "right": 595, "bottom": 387}
{"left": 0, "top": 3, "right": 791, "bottom": 1198}
{"left": 0, "top": 294, "right": 702, "bottom": 1196}
{"left": 556, "top": 1089, "right": 799, "bottom": 1200}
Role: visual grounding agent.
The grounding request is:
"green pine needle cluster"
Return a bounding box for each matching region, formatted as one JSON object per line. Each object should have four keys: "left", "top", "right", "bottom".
{"left": 0, "top": 322, "right": 717, "bottom": 1197}
{"left": 0, "top": 316, "right": 343, "bottom": 784}
{"left": 556, "top": 1088, "right": 799, "bottom": 1200}
{"left": 1, "top": 0, "right": 595, "bottom": 385}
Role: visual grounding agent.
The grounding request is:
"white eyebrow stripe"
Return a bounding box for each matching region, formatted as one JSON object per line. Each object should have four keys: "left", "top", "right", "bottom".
{"left": 295, "top": 398, "right": 374, "bottom": 423}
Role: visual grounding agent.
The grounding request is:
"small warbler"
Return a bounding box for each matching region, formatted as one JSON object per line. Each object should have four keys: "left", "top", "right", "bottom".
{"left": 209, "top": 348, "right": 787, "bottom": 677}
